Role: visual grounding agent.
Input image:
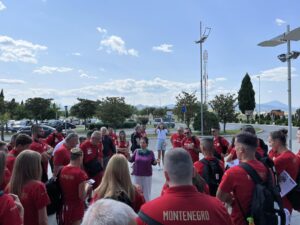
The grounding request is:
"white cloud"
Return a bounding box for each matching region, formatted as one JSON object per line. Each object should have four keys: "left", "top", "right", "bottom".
{"left": 252, "top": 67, "right": 298, "bottom": 82}
{"left": 33, "top": 66, "right": 73, "bottom": 74}
{"left": 215, "top": 77, "right": 227, "bottom": 81}
{"left": 0, "top": 1, "right": 6, "bottom": 11}
{"left": 0, "top": 78, "right": 25, "bottom": 84}
{"left": 96, "top": 27, "right": 107, "bottom": 34}
{"left": 275, "top": 18, "right": 286, "bottom": 26}
{"left": 71, "top": 52, "right": 81, "bottom": 56}
{"left": 79, "top": 73, "right": 98, "bottom": 79}
{"left": 0, "top": 35, "right": 47, "bottom": 63}
{"left": 100, "top": 35, "right": 139, "bottom": 57}
{"left": 4, "top": 77, "right": 232, "bottom": 106}
{"left": 152, "top": 44, "right": 173, "bottom": 53}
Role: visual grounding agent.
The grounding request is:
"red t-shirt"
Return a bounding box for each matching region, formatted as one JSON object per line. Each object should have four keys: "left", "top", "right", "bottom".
{"left": 116, "top": 140, "right": 130, "bottom": 157}
{"left": 213, "top": 136, "right": 229, "bottom": 155}
{"left": 53, "top": 143, "right": 71, "bottom": 167}
{"left": 218, "top": 160, "right": 268, "bottom": 225}
{"left": 137, "top": 185, "right": 232, "bottom": 225}
{"left": 46, "top": 132, "right": 64, "bottom": 148}
{"left": 268, "top": 149, "right": 279, "bottom": 162}
{"left": 20, "top": 180, "right": 50, "bottom": 225}
{"left": 6, "top": 149, "right": 19, "bottom": 173}
{"left": 109, "top": 133, "right": 118, "bottom": 146}
{"left": 80, "top": 140, "right": 103, "bottom": 164}
{"left": 59, "top": 166, "right": 88, "bottom": 223}
{"left": 182, "top": 137, "right": 200, "bottom": 163}
{"left": 1, "top": 168, "right": 11, "bottom": 190}
{"left": 194, "top": 156, "right": 224, "bottom": 177}
{"left": 170, "top": 133, "right": 185, "bottom": 148}
{"left": 274, "top": 150, "right": 299, "bottom": 212}
{"left": 0, "top": 193, "right": 22, "bottom": 225}
{"left": 29, "top": 139, "right": 48, "bottom": 172}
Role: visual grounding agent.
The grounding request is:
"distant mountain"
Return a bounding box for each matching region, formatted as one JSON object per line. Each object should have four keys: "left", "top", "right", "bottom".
{"left": 256, "top": 101, "right": 297, "bottom": 113}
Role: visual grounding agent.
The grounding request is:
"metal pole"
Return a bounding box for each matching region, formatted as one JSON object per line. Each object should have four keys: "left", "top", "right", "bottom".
{"left": 259, "top": 75, "right": 261, "bottom": 124}
{"left": 200, "top": 22, "right": 204, "bottom": 136}
{"left": 287, "top": 25, "right": 292, "bottom": 150}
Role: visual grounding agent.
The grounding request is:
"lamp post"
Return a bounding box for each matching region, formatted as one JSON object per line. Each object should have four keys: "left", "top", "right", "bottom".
{"left": 195, "top": 22, "right": 211, "bottom": 136}
{"left": 64, "top": 105, "right": 68, "bottom": 131}
{"left": 257, "top": 75, "right": 261, "bottom": 124}
{"left": 258, "top": 25, "right": 300, "bottom": 149}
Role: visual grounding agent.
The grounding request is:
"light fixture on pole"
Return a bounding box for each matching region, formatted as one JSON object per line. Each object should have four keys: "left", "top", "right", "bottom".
{"left": 195, "top": 22, "right": 211, "bottom": 136}
{"left": 258, "top": 25, "right": 300, "bottom": 149}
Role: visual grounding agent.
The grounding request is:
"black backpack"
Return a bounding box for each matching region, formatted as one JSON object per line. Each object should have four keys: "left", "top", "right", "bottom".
{"left": 46, "top": 170, "right": 62, "bottom": 216}
{"left": 286, "top": 171, "right": 300, "bottom": 211}
{"left": 201, "top": 158, "right": 224, "bottom": 196}
{"left": 238, "top": 163, "right": 286, "bottom": 225}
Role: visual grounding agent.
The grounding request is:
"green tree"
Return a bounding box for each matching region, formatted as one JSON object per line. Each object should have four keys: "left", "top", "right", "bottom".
{"left": 238, "top": 73, "right": 256, "bottom": 122}
{"left": 24, "top": 97, "right": 54, "bottom": 122}
{"left": 6, "top": 98, "right": 19, "bottom": 119}
{"left": 70, "top": 98, "right": 98, "bottom": 129}
{"left": 209, "top": 93, "right": 238, "bottom": 132}
{"left": 193, "top": 110, "right": 219, "bottom": 134}
{"left": 15, "top": 103, "right": 29, "bottom": 120}
{"left": 173, "top": 91, "right": 198, "bottom": 128}
{"left": 139, "top": 107, "right": 156, "bottom": 116}
{"left": 97, "top": 97, "right": 133, "bottom": 128}
{"left": 152, "top": 107, "right": 168, "bottom": 118}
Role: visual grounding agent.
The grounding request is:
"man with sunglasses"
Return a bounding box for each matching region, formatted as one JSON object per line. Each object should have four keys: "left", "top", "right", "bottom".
{"left": 181, "top": 128, "right": 201, "bottom": 163}
{"left": 211, "top": 127, "right": 229, "bottom": 160}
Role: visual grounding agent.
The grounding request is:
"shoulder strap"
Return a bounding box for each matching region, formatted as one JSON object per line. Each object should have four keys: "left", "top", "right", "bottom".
{"left": 200, "top": 158, "right": 209, "bottom": 165}
{"left": 239, "top": 162, "right": 263, "bottom": 184}
{"left": 138, "top": 211, "right": 164, "bottom": 225}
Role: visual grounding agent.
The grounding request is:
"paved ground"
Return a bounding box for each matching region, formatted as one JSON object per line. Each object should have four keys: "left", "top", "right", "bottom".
{"left": 47, "top": 122, "right": 300, "bottom": 224}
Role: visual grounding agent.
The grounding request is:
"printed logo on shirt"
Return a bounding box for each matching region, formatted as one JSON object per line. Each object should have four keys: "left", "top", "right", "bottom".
{"left": 87, "top": 148, "right": 92, "bottom": 155}
{"left": 163, "top": 210, "right": 210, "bottom": 221}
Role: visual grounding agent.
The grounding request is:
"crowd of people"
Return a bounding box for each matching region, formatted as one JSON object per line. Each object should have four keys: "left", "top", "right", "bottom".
{"left": 0, "top": 123, "right": 300, "bottom": 225}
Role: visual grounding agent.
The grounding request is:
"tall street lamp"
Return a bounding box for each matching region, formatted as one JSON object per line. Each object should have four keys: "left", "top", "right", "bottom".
{"left": 195, "top": 22, "right": 211, "bottom": 136}
{"left": 257, "top": 75, "right": 261, "bottom": 124}
{"left": 64, "top": 105, "right": 68, "bottom": 131}
{"left": 258, "top": 25, "right": 300, "bottom": 149}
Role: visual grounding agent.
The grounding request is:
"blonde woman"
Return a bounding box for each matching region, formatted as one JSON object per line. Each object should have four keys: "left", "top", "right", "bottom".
{"left": 9, "top": 150, "right": 50, "bottom": 225}
{"left": 0, "top": 151, "right": 23, "bottom": 225}
{"left": 93, "top": 154, "right": 145, "bottom": 212}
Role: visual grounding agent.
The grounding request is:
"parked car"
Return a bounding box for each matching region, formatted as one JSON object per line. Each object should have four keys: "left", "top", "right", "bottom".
{"left": 17, "top": 124, "right": 55, "bottom": 138}
{"left": 10, "top": 120, "right": 33, "bottom": 133}
{"left": 46, "top": 120, "right": 76, "bottom": 129}
{"left": 153, "top": 118, "right": 175, "bottom": 128}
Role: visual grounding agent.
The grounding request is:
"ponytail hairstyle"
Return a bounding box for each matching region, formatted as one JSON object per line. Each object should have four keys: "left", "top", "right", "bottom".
{"left": 270, "top": 129, "right": 288, "bottom": 147}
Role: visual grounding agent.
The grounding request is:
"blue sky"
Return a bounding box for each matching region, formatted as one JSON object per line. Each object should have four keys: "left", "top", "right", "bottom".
{"left": 0, "top": 0, "right": 300, "bottom": 109}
